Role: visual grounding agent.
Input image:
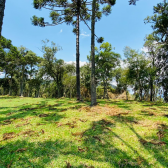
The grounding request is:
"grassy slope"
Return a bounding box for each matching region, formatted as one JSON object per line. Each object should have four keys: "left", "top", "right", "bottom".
{"left": 0, "top": 96, "right": 168, "bottom": 168}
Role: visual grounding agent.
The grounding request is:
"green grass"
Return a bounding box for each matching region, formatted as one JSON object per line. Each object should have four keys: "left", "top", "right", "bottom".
{"left": 0, "top": 96, "right": 168, "bottom": 168}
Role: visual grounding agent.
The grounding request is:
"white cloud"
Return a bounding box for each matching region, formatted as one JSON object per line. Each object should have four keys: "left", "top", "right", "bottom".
{"left": 66, "top": 61, "right": 87, "bottom": 67}
{"left": 80, "top": 33, "right": 90, "bottom": 37}
{"left": 80, "top": 29, "right": 90, "bottom": 37}
{"left": 73, "top": 54, "right": 75, "bottom": 58}
{"left": 60, "top": 29, "right": 63, "bottom": 33}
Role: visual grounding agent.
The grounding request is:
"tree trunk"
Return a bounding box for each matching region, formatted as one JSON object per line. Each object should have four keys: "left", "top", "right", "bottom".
{"left": 0, "top": 0, "right": 6, "bottom": 38}
{"left": 91, "top": 0, "right": 97, "bottom": 106}
{"left": 9, "top": 74, "right": 12, "bottom": 96}
{"left": 20, "top": 66, "right": 24, "bottom": 97}
{"left": 103, "top": 80, "right": 105, "bottom": 99}
{"left": 150, "top": 77, "right": 153, "bottom": 101}
{"left": 3, "top": 71, "right": 6, "bottom": 95}
{"left": 76, "top": 2, "right": 80, "bottom": 101}
{"left": 106, "top": 79, "right": 108, "bottom": 99}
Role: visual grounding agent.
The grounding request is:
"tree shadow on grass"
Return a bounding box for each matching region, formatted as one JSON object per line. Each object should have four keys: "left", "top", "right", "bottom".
{"left": 2, "top": 115, "right": 166, "bottom": 167}
{"left": 0, "top": 120, "right": 145, "bottom": 168}
{"left": 0, "top": 96, "right": 18, "bottom": 99}
{"left": 111, "top": 115, "right": 168, "bottom": 168}
{"left": 0, "top": 100, "right": 66, "bottom": 126}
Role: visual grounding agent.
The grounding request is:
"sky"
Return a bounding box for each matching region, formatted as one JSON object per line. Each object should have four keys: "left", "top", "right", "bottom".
{"left": 2, "top": 0, "right": 162, "bottom": 67}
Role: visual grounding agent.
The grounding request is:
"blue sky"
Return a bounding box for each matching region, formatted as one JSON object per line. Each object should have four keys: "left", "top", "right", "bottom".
{"left": 2, "top": 0, "right": 161, "bottom": 65}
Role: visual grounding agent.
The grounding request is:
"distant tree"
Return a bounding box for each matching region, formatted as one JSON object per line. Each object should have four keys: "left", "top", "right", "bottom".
{"left": 25, "top": 50, "right": 41, "bottom": 97}
{"left": 0, "top": 37, "right": 19, "bottom": 95}
{"left": 63, "top": 63, "right": 76, "bottom": 98}
{"left": 144, "top": 34, "right": 159, "bottom": 101}
{"left": 114, "top": 67, "right": 128, "bottom": 94}
{"left": 18, "top": 46, "right": 29, "bottom": 97}
{"left": 124, "top": 46, "right": 149, "bottom": 101}
{"left": 39, "top": 40, "right": 64, "bottom": 97}
{"left": 95, "top": 42, "right": 120, "bottom": 98}
{"left": 80, "top": 63, "right": 91, "bottom": 98}
{"left": 145, "top": 1, "right": 168, "bottom": 102}
{"left": 0, "top": 0, "right": 6, "bottom": 38}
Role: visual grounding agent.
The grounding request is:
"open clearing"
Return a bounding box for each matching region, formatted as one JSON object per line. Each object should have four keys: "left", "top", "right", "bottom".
{"left": 0, "top": 96, "right": 168, "bottom": 168}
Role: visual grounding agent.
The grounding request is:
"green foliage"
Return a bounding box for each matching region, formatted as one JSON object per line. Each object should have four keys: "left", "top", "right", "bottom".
{"left": 124, "top": 46, "right": 150, "bottom": 100}
{"left": 144, "top": 1, "right": 168, "bottom": 102}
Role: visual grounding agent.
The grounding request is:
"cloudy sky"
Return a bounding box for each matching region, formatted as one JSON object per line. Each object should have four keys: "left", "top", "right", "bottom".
{"left": 2, "top": 0, "right": 161, "bottom": 67}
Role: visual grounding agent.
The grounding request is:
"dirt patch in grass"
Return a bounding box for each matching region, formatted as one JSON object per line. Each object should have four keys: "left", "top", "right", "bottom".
{"left": 39, "top": 113, "right": 49, "bottom": 117}
{"left": 65, "top": 121, "right": 77, "bottom": 128}
{"left": 19, "top": 129, "right": 36, "bottom": 137}
{"left": 79, "top": 105, "right": 129, "bottom": 117}
{"left": 6, "top": 112, "right": 13, "bottom": 116}
{"left": 15, "top": 122, "right": 30, "bottom": 128}
{"left": 3, "top": 132, "right": 16, "bottom": 140}
{"left": 139, "top": 138, "right": 166, "bottom": 146}
{"left": 15, "top": 148, "right": 27, "bottom": 152}
{"left": 2, "top": 119, "right": 12, "bottom": 125}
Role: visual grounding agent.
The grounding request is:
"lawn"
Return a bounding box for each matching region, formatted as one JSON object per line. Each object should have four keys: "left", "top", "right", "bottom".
{"left": 0, "top": 96, "right": 168, "bottom": 168}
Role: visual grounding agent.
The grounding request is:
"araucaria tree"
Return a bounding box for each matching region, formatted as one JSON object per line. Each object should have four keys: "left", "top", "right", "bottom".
{"left": 32, "top": 0, "right": 90, "bottom": 100}
{"left": 90, "top": 0, "right": 116, "bottom": 105}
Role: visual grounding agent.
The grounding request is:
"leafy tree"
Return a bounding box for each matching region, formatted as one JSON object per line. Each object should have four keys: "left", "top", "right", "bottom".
{"left": 145, "top": 1, "right": 168, "bottom": 102}
{"left": 144, "top": 34, "right": 159, "bottom": 101}
{"left": 0, "top": 37, "right": 19, "bottom": 95}
{"left": 114, "top": 67, "right": 128, "bottom": 94}
{"left": 39, "top": 40, "right": 64, "bottom": 98}
{"left": 124, "top": 46, "right": 149, "bottom": 101}
{"left": 80, "top": 63, "right": 91, "bottom": 98}
{"left": 25, "top": 51, "right": 41, "bottom": 97}
{"left": 95, "top": 42, "right": 120, "bottom": 98}
{"left": 63, "top": 62, "right": 76, "bottom": 98}
{"left": 18, "top": 46, "right": 29, "bottom": 97}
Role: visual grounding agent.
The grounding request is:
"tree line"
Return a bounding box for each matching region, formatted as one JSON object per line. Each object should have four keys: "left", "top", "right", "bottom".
{"left": 0, "top": 0, "right": 168, "bottom": 102}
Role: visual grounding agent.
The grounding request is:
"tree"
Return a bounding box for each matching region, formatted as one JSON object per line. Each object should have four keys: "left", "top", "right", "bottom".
{"left": 145, "top": 1, "right": 168, "bottom": 102}
{"left": 90, "top": 0, "right": 116, "bottom": 105}
{"left": 0, "top": 0, "right": 6, "bottom": 38}
{"left": 144, "top": 34, "right": 159, "bottom": 101}
{"left": 95, "top": 42, "right": 120, "bottom": 98}
{"left": 25, "top": 50, "right": 41, "bottom": 97}
{"left": 124, "top": 46, "right": 149, "bottom": 101}
{"left": 32, "top": 0, "right": 91, "bottom": 100}
{"left": 39, "top": 40, "right": 64, "bottom": 98}
{"left": 0, "top": 36, "right": 19, "bottom": 95}
{"left": 114, "top": 67, "right": 128, "bottom": 96}
{"left": 18, "top": 46, "right": 29, "bottom": 97}
{"left": 80, "top": 63, "right": 91, "bottom": 98}
{"left": 90, "top": 0, "right": 140, "bottom": 105}
{"left": 63, "top": 63, "right": 76, "bottom": 98}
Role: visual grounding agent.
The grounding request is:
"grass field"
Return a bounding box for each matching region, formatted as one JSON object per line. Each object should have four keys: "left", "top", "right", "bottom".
{"left": 0, "top": 96, "right": 168, "bottom": 168}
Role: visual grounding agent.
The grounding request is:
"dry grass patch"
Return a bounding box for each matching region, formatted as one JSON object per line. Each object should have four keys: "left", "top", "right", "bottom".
{"left": 3, "top": 132, "right": 16, "bottom": 140}
{"left": 79, "top": 105, "right": 129, "bottom": 117}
